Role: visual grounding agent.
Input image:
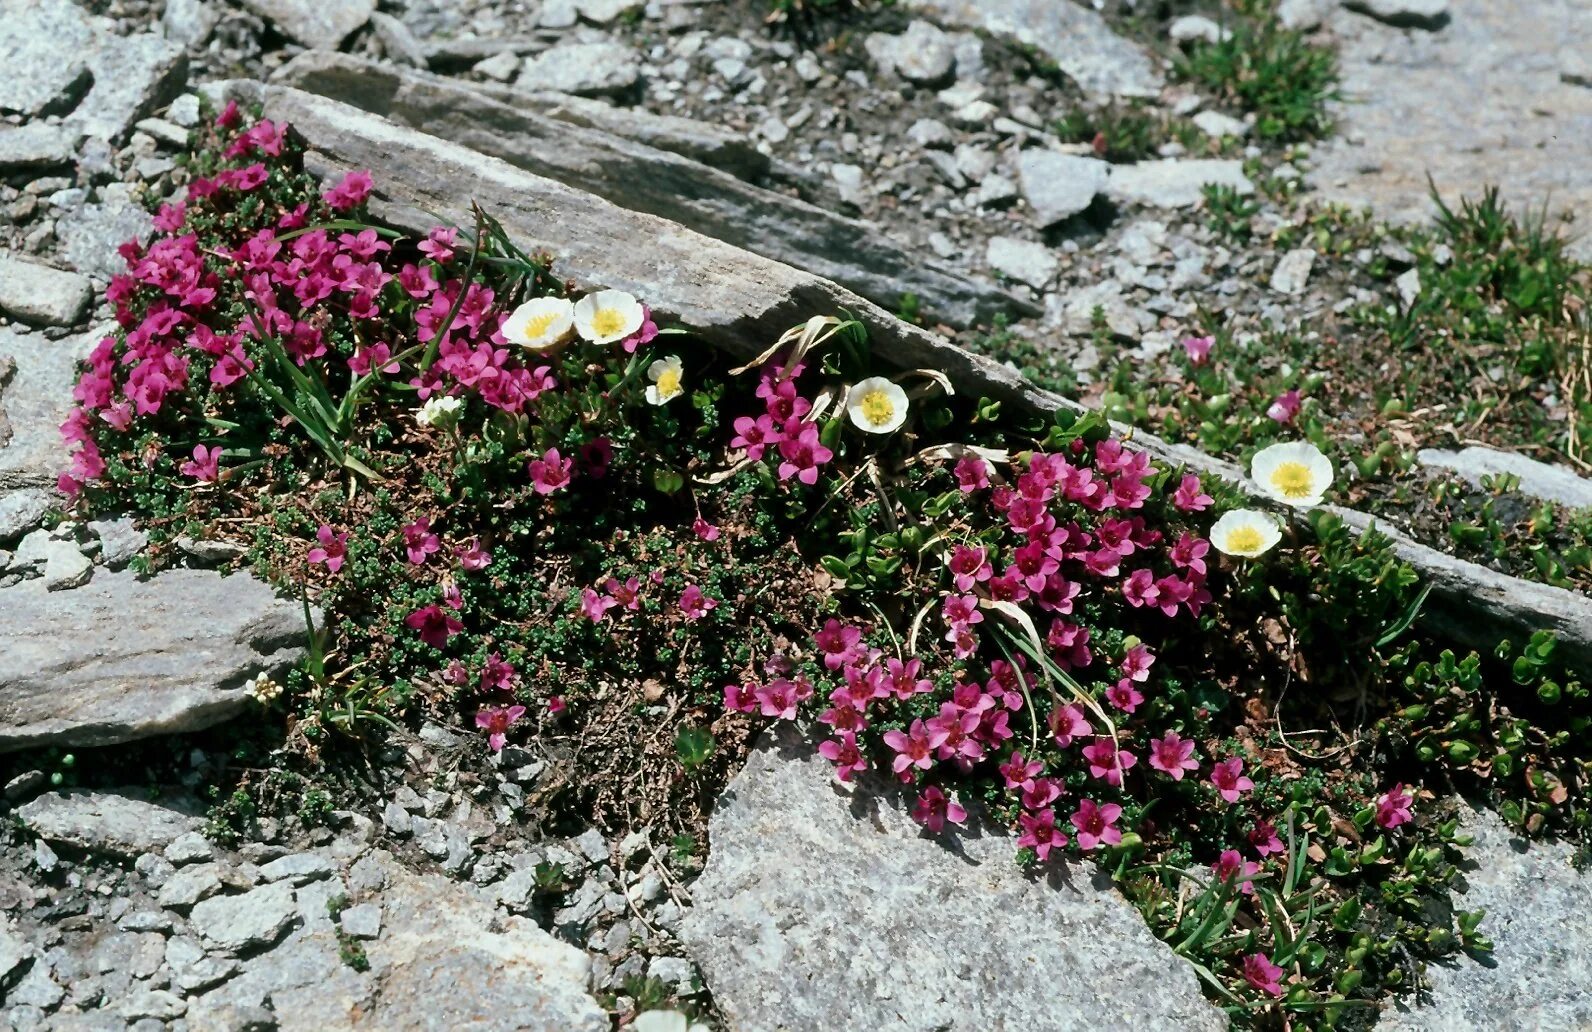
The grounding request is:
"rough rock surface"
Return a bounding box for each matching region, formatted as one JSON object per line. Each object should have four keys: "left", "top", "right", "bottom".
{"left": 680, "top": 728, "right": 1226, "bottom": 1031}
{"left": 0, "top": 568, "right": 306, "bottom": 751}
{"left": 1104, "top": 159, "right": 1253, "bottom": 209}
{"left": 1417, "top": 447, "right": 1592, "bottom": 510}
{"left": 1379, "top": 807, "right": 1592, "bottom": 1030}
{"left": 1017, "top": 149, "right": 1108, "bottom": 226}
{"left": 0, "top": 0, "right": 96, "bottom": 118}
{"left": 0, "top": 326, "right": 100, "bottom": 490}
{"left": 239, "top": 0, "right": 376, "bottom": 49}
{"left": 18, "top": 790, "right": 203, "bottom": 858}
{"left": 520, "top": 39, "right": 641, "bottom": 98}
{"left": 0, "top": 255, "right": 93, "bottom": 326}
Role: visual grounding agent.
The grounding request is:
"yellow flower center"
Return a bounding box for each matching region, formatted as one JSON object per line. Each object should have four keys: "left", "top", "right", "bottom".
{"left": 522, "top": 312, "right": 561, "bottom": 340}
{"left": 860, "top": 389, "right": 895, "bottom": 427}
{"left": 1224, "top": 526, "right": 1263, "bottom": 554}
{"left": 656, "top": 368, "right": 682, "bottom": 398}
{"left": 591, "top": 307, "right": 628, "bottom": 339}
{"left": 1269, "top": 461, "right": 1315, "bottom": 499}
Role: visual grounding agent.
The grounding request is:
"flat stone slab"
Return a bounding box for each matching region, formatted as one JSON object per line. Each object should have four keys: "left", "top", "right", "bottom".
{"left": 0, "top": 568, "right": 306, "bottom": 752}
{"left": 0, "top": 0, "right": 96, "bottom": 118}
{"left": 1379, "top": 807, "right": 1592, "bottom": 1030}
{"left": 679, "top": 728, "right": 1226, "bottom": 1032}
{"left": 0, "top": 255, "right": 93, "bottom": 327}
{"left": 18, "top": 789, "right": 202, "bottom": 858}
{"left": 1417, "top": 446, "right": 1592, "bottom": 510}
{"left": 239, "top": 0, "right": 375, "bottom": 49}
{"left": 1105, "top": 159, "right": 1253, "bottom": 209}
{"left": 0, "top": 325, "right": 101, "bottom": 491}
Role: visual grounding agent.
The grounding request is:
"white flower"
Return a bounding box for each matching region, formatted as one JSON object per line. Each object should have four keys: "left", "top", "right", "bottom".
{"left": 845, "top": 376, "right": 909, "bottom": 435}
{"left": 1210, "top": 509, "right": 1282, "bottom": 558}
{"left": 645, "top": 355, "right": 685, "bottom": 405}
{"left": 244, "top": 674, "right": 283, "bottom": 703}
{"left": 415, "top": 394, "right": 463, "bottom": 429}
{"left": 631, "top": 1012, "right": 710, "bottom": 1032}
{"left": 1250, "top": 440, "right": 1332, "bottom": 508}
{"left": 572, "top": 289, "right": 644, "bottom": 346}
{"left": 501, "top": 296, "right": 574, "bottom": 353}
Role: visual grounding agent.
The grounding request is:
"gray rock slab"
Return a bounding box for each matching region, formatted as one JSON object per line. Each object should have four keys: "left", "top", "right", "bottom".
{"left": 520, "top": 40, "right": 641, "bottom": 98}
{"left": 0, "top": 567, "right": 306, "bottom": 752}
{"left": 0, "top": 0, "right": 96, "bottom": 118}
{"left": 70, "top": 33, "right": 188, "bottom": 143}
{"left": 0, "top": 489, "right": 52, "bottom": 544}
{"left": 18, "top": 789, "right": 202, "bottom": 858}
{"left": 55, "top": 188, "right": 154, "bottom": 281}
{"left": 869, "top": 20, "right": 957, "bottom": 86}
{"left": 268, "top": 57, "right": 1034, "bottom": 329}
{"left": 986, "top": 236, "right": 1058, "bottom": 289}
{"left": 239, "top": 0, "right": 375, "bottom": 49}
{"left": 680, "top": 728, "right": 1226, "bottom": 1032}
{"left": 1270, "top": 247, "right": 1317, "bottom": 295}
{"left": 907, "top": 0, "right": 1163, "bottom": 99}
{"left": 0, "top": 123, "right": 80, "bottom": 175}
{"left": 0, "top": 326, "right": 101, "bottom": 490}
{"left": 190, "top": 881, "right": 300, "bottom": 951}
{"left": 1105, "top": 159, "right": 1254, "bottom": 208}
{"left": 0, "top": 255, "right": 93, "bottom": 327}
{"left": 1016, "top": 149, "right": 1108, "bottom": 227}
{"left": 1417, "top": 447, "right": 1592, "bottom": 510}
{"left": 1378, "top": 807, "right": 1592, "bottom": 1030}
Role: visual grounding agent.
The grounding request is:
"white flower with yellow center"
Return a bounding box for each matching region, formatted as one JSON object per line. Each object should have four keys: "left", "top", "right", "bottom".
{"left": 501, "top": 296, "right": 574, "bottom": 352}
{"left": 1251, "top": 440, "right": 1332, "bottom": 507}
{"left": 1210, "top": 509, "right": 1282, "bottom": 558}
{"left": 415, "top": 394, "right": 463, "bottom": 429}
{"left": 846, "top": 376, "right": 909, "bottom": 435}
{"left": 645, "top": 355, "right": 685, "bottom": 405}
{"left": 573, "top": 289, "right": 644, "bottom": 346}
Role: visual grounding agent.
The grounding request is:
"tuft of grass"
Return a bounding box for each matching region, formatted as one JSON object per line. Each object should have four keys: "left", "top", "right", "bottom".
{"left": 1053, "top": 102, "right": 1203, "bottom": 164}
{"left": 1175, "top": 2, "right": 1338, "bottom": 143}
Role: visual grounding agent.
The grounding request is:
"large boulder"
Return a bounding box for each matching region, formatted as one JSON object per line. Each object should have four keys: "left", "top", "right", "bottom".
{"left": 0, "top": 568, "right": 306, "bottom": 752}
{"left": 679, "top": 728, "right": 1227, "bottom": 1031}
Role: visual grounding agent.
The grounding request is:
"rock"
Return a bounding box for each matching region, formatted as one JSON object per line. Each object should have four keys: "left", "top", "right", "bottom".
{"left": 17, "top": 789, "right": 202, "bottom": 858}
{"left": 0, "top": 124, "right": 78, "bottom": 175}
{"left": 974, "top": 173, "right": 1020, "bottom": 208}
{"left": 1061, "top": 281, "right": 1154, "bottom": 340}
{"left": 907, "top": 118, "right": 954, "bottom": 149}
{"left": 120, "top": 988, "right": 187, "bottom": 1021}
{"left": 260, "top": 852, "right": 335, "bottom": 886}
{"left": 1269, "top": 248, "right": 1317, "bottom": 295}
{"left": 55, "top": 189, "right": 154, "bottom": 281}
{"left": 159, "top": 864, "right": 225, "bottom": 909}
{"left": 87, "top": 517, "right": 147, "bottom": 569}
{"left": 907, "top": 0, "right": 1162, "bottom": 99}
{"left": 572, "top": 828, "right": 610, "bottom": 866}
{"left": 681, "top": 728, "right": 1225, "bottom": 1031}
{"left": 1105, "top": 159, "right": 1253, "bottom": 208}
{"left": 0, "top": 567, "right": 306, "bottom": 752}
{"left": 1170, "top": 15, "right": 1229, "bottom": 43}
{"left": 987, "top": 236, "right": 1059, "bottom": 289}
{"left": 0, "top": 327, "right": 101, "bottom": 491}
{"left": 1562, "top": 47, "right": 1592, "bottom": 89}
{"left": 1417, "top": 447, "right": 1592, "bottom": 509}
{"left": 190, "top": 881, "right": 300, "bottom": 951}
{"left": 474, "top": 51, "right": 523, "bottom": 83}
{"left": 869, "top": 21, "right": 957, "bottom": 86}
{"left": 575, "top": 0, "right": 643, "bottom": 24}
{"left": 339, "top": 902, "right": 382, "bottom": 940}
{"left": 520, "top": 40, "right": 641, "bottom": 98}
{"left": 0, "top": 490, "right": 51, "bottom": 544}
{"left": 1278, "top": 0, "right": 1330, "bottom": 29}
{"left": 369, "top": 12, "right": 428, "bottom": 68}
{"left": 162, "top": 0, "right": 221, "bottom": 47}
{"left": 646, "top": 955, "right": 696, "bottom": 996}
{"left": 830, "top": 162, "right": 866, "bottom": 206}
{"left": 165, "top": 831, "right": 217, "bottom": 866}
{"left": 1342, "top": 0, "right": 1451, "bottom": 30}
{"left": 0, "top": 0, "right": 95, "bottom": 118}
{"left": 71, "top": 34, "right": 189, "bottom": 143}
{"left": 40, "top": 537, "right": 92, "bottom": 591}
{"left": 1192, "top": 110, "right": 1248, "bottom": 138}
{"left": 1395, "top": 267, "right": 1422, "bottom": 308}
{"left": 1016, "top": 150, "right": 1108, "bottom": 226}
{"left": 269, "top": 58, "right": 1034, "bottom": 328}
{"left": 1380, "top": 807, "right": 1592, "bottom": 1030}
{"left": 0, "top": 920, "right": 33, "bottom": 993}
{"left": 239, "top": 0, "right": 375, "bottom": 48}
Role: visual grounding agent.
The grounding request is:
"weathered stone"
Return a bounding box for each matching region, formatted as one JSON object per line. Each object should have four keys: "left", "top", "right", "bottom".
{"left": 158, "top": 863, "right": 225, "bottom": 909}
{"left": 0, "top": 256, "right": 93, "bottom": 328}
{"left": 163, "top": 0, "right": 221, "bottom": 47}
{"left": 0, "top": 0, "right": 95, "bottom": 118}
{"left": 520, "top": 40, "right": 641, "bottom": 98}
{"left": 87, "top": 516, "right": 147, "bottom": 570}
{"left": 339, "top": 902, "right": 382, "bottom": 940}
{"left": 55, "top": 188, "right": 154, "bottom": 280}
{"left": 17, "top": 789, "right": 202, "bottom": 858}
{"left": 0, "top": 567, "right": 306, "bottom": 752}
{"left": 71, "top": 34, "right": 188, "bottom": 143}
{"left": 681, "top": 728, "right": 1226, "bottom": 1031}
{"left": 1380, "top": 807, "right": 1592, "bottom": 1029}
{"left": 190, "top": 881, "right": 300, "bottom": 951}
{"left": 240, "top": 0, "right": 375, "bottom": 48}
{"left": 0, "top": 489, "right": 51, "bottom": 544}
{"left": 1343, "top": 0, "right": 1450, "bottom": 30}
{"left": 1279, "top": 0, "right": 1331, "bottom": 28}
{"left": 1016, "top": 149, "right": 1108, "bottom": 226}
{"left": 268, "top": 57, "right": 1033, "bottom": 328}
{"left": 260, "top": 852, "right": 335, "bottom": 886}
{"left": 1417, "top": 447, "right": 1592, "bottom": 510}
{"left": 1270, "top": 248, "right": 1317, "bottom": 295}
{"left": 1170, "top": 14, "right": 1229, "bottom": 43}
{"left": 986, "top": 236, "right": 1058, "bottom": 289}
{"left": 165, "top": 831, "right": 217, "bottom": 866}
{"left": 1192, "top": 110, "right": 1249, "bottom": 138}
{"left": 0, "top": 124, "right": 79, "bottom": 176}
{"left": 0, "top": 326, "right": 100, "bottom": 490}
{"left": 40, "top": 536, "right": 92, "bottom": 591}
{"left": 119, "top": 989, "right": 186, "bottom": 1022}
{"left": 1105, "top": 159, "right": 1253, "bottom": 208}
{"left": 868, "top": 21, "right": 957, "bottom": 86}
{"left": 369, "top": 12, "right": 428, "bottom": 68}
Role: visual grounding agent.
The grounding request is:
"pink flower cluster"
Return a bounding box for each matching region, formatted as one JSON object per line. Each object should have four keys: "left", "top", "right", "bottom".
{"left": 729, "top": 361, "right": 833, "bottom": 486}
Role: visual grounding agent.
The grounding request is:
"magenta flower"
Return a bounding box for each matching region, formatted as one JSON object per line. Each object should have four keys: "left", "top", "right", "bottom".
{"left": 723, "top": 683, "right": 759, "bottom": 714}
{"left": 754, "top": 678, "right": 811, "bottom": 721}
{"left": 456, "top": 537, "right": 492, "bottom": 571}
{"left": 604, "top": 576, "right": 641, "bottom": 611}
{"left": 180, "top": 444, "right": 221, "bottom": 483}
{"left": 405, "top": 604, "right": 462, "bottom": 648}
{"left": 818, "top": 730, "right": 867, "bottom": 782}
{"left": 948, "top": 544, "right": 993, "bottom": 592}
{"left": 1243, "top": 953, "right": 1284, "bottom": 997}
{"left": 419, "top": 226, "right": 457, "bottom": 264}
{"left": 998, "top": 750, "right": 1043, "bottom": 791}
{"left": 1106, "top": 679, "right": 1144, "bottom": 714}
{"left": 814, "top": 618, "right": 863, "bottom": 672}
{"left": 1120, "top": 644, "right": 1155, "bottom": 682}
{"left": 1069, "top": 798, "right": 1123, "bottom": 851}
{"left": 679, "top": 585, "right": 717, "bottom": 621}
{"left": 954, "top": 455, "right": 990, "bottom": 493}
{"left": 1213, "top": 849, "right": 1261, "bottom": 894}
{"left": 1048, "top": 703, "right": 1092, "bottom": 747}
{"left": 692, "top": 517, "right": 721, "bottom": 542}
{"left": 1081, "top": 737, "right": 1137, "bottom": 786}
{"left": 528, "top": 448, "right": 573, "bottom": 494}
{"left": 1148, "top": 731, "right": 1200, "bottom": 781}
{"left": 1020, "top": 778, "right": 1062, "bottom": 811}
{"left": 547, "top": 696, "right": 566, "bottom": 715}
{"left": 1210, "top": 757, "right": 1255, "bottom": 803}
{"left": 1171, "top": 473, "right": 1214, "bottom": 512}
{"left": 776, "top": 422, "right": 832, "bottom": 486}
{"left": 1249, "top": 820, "right": 1284, "bottom": 857}
{"left": 307, "top": 524, "right": 347, "bottom": 573}
{"left": 401, "top": 518, "right": 441, "bottom": 565}
{"left": 912, "top": 786, "right": 966, "bottom": 833}
{"left": 1376, "top": 783, "right": 1415, "bottom": 830}
{"left": 322, "top": 169, "right": 374, "bottom": 211}
{"left": 480, "top": 653, "right": 515, "bottom": 692}
{"left": 1267, "top": 389, "right": 1303, "bottom": 425}
{"left": 1183, "top": 335, "right": 1214, "bottom": 365}
{"left": 475, "top": 704, "right": 526, "bottom": 753}
{"left": 883, "top": 720, "right": 935, "bottom": 777}
{"left": 1017, "top": 808, "right": 1068, "bottom": 861}
{"left": 580, "top": 587, "right": 617, "bottom": 623}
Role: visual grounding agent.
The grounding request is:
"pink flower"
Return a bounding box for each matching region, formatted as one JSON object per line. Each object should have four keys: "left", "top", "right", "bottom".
{"left": 1376, "top": 783, "right": 1415, "bottom": 830}
{"left": 180, "top": 444, "right": 221, "bottom": 483}
{"left": 883, "top": 720, "right": 935, "bottom": 777}
{"left": 1081, "top": 738, "right": 1137, "bottom": 786}
{"left": 216, "top": 99, "right": 241, "bottom": 129}
{"left": 547, "top": 696, "right": 566, "bottom": 715}
{"left": 692, "top": 517, "right": 721, "bottom": 542}
{"left": 578, "top": 437, "right": 612, "bottom": 478}
{"left": 323, "top": 169, "right": 374, "bottom": 211}
{"left": 475, "top": 704, "right": 526, "bottom": 752}
{"left": 1249, "top": 821, "right": 1284, "bottom": 857}
{"left": 621, "top": 305, "right": 659, "bottom": 354}
{"left": 1210, "top": 757, "right": 1255, "bottom": 803}
{"left": 1120, "top": 644, "right": 1155, "bottom": 682}
{"left": 456, "top": 538, "right": 492, "bottom": 571}
{"left": 948, "top": 544, "right": 993, "bottom": 592}
{"left": 679, "top": 585, "right": 717, "bottom": 621}
{"left": 405, "top": 604, "right": 462, "bottom": 648}
{"left": 1267, "top": 389, "right": 1303, "bottom": 425}
{"left": 1106, "top": 679, "right": 1144, "bottom": 714}
{"left": 528, "top": 448, "right": 574, "bottom": 494}
{"left": 754, "top": 678, "right": 812, "bottom": 720}
{"left": 1183, "top": 335, "right": 1213, "bottom": 365}
{"left": 580, "top": 587, "right": 617, "bottom": 623}
{"left": 722, "top": 683, "right": 758, "bottom": 713}
{"left": 1048, "top": 703, "right": 1092, "bottom": 747}
{"left": 912, "top": 786, "right": 966, "bottom": 833}
{"left": 954, "top": 455, "right": 990, "bottom": 492}
{"left": 1017, "top": 808, "right": 1068, "bottom": 862}
{"left": 307, "top": 524, "right": 347, "bottom": 573}
{"left": 1148, "top": 731, "right": 1200, "bottom": 781}
{"left": 604, "top": 576, "right": 641, "bottom": 610}
{"left": 1171, "top": 474, "right": 1214, "bottom": 512}
{"left": 480, "top": 653, "right": 515, "bottom": 692}
{"left": 998, "top": 750, "right": 1043, "bottom": 791}
{"left": 1070, "top": 798, "right": 1123, "bottom": 851}
{"left": 818, "top": 730, "right": 867, "bottom": 782}
{"left": 402, "top": 518, "right": 441, "bottom": 565}
{"left": 1213, "top": 849, "right": 1261, "bottom": 894}
{"left": 419, "top": 226, "right": 457, "bottom": 264}
{"left": 1243, "top": 953, "right": 1284, "bottom": 997}
{"left": 814, "top": 618, "right": 863, "bottom": 671}
{"left": 776, "top": 422, "right": 832, "bottom": 486}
